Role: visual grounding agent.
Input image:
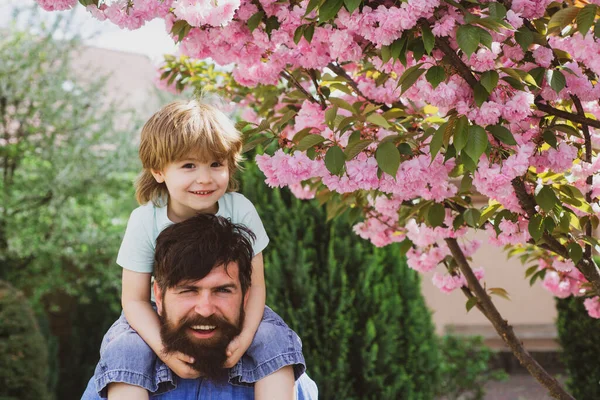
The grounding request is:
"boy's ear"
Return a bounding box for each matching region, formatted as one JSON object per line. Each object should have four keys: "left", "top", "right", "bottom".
{"left": 153, "top": 282, "right": 164, "bottom": 316}
{"left": 151, "top": 169, "right": 165, "bottom": 183}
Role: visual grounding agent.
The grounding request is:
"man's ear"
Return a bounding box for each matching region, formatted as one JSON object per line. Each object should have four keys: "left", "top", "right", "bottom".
{"left": 151, "top": 169, "right": 165, "bottom": 183}
{"left": 153, "top": 282, "right": 164, "bottom": 316}
{"left": 243, "top": 290, "right": 250, "bottom": 309}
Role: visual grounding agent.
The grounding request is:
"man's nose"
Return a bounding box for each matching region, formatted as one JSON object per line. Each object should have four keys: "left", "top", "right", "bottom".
{"left": 194, "top": 292, "right": 216, "bottom": 317}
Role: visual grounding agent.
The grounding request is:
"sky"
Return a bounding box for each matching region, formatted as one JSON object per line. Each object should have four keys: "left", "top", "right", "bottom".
{"left": 0, "top": 0, "right": 178, "bottom": 61}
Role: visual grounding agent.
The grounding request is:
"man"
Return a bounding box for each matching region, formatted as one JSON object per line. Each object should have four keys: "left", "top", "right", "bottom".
{"left": 81, "top": 214, "right": 318, "bottom": 399}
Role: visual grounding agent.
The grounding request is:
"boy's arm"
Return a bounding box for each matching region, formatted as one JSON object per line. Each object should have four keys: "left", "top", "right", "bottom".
{"left": 225, "top": 252, "right": 266, "bottom": 366}
{"left": 121, "top": 269, "right": 199, "bottom": 379}
{"left": 255, "top": 366, "right": 296, "bottom": 400}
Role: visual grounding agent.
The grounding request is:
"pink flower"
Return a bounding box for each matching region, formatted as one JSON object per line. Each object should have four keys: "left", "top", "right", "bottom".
{"left": 36, "top": 0, "right": 77, "bottom": 11}
{"left": 432, "top": 272, "right": 467, "bottom": 294}
{"left": 532, "top": 46, "right": 553, "bottom": 68}
{"left": 584, "top": 297, "right": 600, "bottom": 319}
{"left": 432, "top": 15, "right": 456, "bottom": 37}
{"left": 173, "top": 0, "right": 240, "bottom": 27}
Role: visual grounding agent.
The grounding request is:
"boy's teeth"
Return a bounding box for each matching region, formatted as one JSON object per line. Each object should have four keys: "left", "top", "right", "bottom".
{"left": 193, "top": 190, "right": 211, "bottom": 194}
{"left": 191, "top": 325, "right": 216, "bottom": 331}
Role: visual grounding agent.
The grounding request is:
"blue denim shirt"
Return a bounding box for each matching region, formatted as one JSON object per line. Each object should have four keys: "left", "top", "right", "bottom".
{"left": 81, "top": 372, "right": 319, "bottom": 399}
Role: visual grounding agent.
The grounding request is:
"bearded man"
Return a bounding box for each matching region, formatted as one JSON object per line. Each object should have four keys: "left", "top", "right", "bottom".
{"left": 81, "top": 214, "right": 317, "bottom": 399}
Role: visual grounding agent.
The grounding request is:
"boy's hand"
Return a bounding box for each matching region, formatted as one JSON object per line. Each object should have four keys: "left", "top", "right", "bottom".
{"left": 161, "top": 351, "right": 201, "bottom": 379}
{"left": 224, "top": 334, "right": 252, "bottom": 368}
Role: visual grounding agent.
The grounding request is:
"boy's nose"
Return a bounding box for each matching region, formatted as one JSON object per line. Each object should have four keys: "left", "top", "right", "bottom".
{"left": 195, "top": 168, "right": 212, "bottom": 184}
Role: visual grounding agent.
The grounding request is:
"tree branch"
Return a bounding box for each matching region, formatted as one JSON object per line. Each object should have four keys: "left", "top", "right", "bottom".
{"left": 434, "top": 36, "right": 479, "bottom": 88}
{"left": 445, "top": 238, "right": 574, "bottom": 400}
{"left": 535, "top": 96, "right": 600, "bottom": 129}
{"left": 279, "top": 70, "right": 319, "bottom": 104}
{"left": 307, "top": 69, "right": 327, "bottom": 110}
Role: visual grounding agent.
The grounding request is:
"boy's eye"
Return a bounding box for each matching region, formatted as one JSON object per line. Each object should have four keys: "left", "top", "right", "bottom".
{"left": 216, "top": 287, "right": 232, "bottom": 294}
{"left": 211, "top": 161, "right": 223, "bottom": 168}
{"left": 182, "top": 163, "right": 195, "bottom": 169}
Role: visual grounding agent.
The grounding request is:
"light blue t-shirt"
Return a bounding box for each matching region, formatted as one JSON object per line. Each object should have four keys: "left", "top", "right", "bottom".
{"left": 117, "top": 192, "right": 269, "bottom": 274}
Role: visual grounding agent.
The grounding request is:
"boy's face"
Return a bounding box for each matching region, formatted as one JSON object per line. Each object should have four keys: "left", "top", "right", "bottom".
{"left": 152, "top": 156, "right": 229, "bottom": 221}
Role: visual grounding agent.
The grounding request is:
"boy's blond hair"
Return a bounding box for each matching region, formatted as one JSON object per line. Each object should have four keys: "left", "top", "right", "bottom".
{"left": 135, "top": 99, "right": 243, "bottom": 206}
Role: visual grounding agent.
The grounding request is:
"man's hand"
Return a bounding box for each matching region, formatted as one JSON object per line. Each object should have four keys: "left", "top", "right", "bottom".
{"left": 224, "top": 334, "right": 252, "bottom": 368}
{"left": 161, "top": 351, "right": 201, "bottom": 379}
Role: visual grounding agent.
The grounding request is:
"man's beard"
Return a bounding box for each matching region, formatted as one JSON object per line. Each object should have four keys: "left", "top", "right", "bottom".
{"left": 159, "top": 306, "right": 244, "bottom": 382}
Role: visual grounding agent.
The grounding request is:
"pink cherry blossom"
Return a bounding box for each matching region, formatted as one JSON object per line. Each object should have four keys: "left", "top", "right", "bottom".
{"left": 173, "top": 0, "right": 240, "bottom": 27}
{"left": 36, "top": 0, "right": 77, "bottom": 11}
{"left": 584, "top": 297, "right": 600, "bottom": 318}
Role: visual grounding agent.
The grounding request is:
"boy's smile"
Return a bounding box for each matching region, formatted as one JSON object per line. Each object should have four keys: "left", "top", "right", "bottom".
{"left": 152, "top": 157, "right": 229, "bottom": 222}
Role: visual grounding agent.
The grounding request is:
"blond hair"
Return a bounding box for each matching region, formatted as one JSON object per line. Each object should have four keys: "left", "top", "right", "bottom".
{"left": 135, "top": 99, "right": 243, "bottom": 206}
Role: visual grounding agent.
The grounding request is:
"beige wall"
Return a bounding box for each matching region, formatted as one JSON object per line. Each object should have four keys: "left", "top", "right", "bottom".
{"left": 421, "top": 229, "right": 559, "bottom": 350}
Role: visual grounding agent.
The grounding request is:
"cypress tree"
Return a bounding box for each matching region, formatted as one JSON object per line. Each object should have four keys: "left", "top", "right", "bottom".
{"left": 0, "top": 280, "right": 50, "bottom": 400}
{"left": 556, "top": 296, "right": 600, "bottom": 400}
{"left": 240, "top": 163, "right": 439, "bottom": 400}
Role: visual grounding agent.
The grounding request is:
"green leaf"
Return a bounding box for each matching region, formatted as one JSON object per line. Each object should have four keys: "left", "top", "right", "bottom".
{"left": 453, "top": 116, "right": 468, "bottom": 152}
{"left": 381, "top": 45, "right": 391, "bottom": 63}
{"left": 488, "top": 2, "right": 507, "bottom": 19}
{"left": 247, "top": 11, "right": 265, "bottom": 32}
{"left": 325, "top": 106, "right": 338, "bottom": 129}
{"left": 293, "top": 25, "right": 305, "bottom": 44}
{"left": 464, "top": 125, "right": 488, "bottom": 162}
{"left": 304, "top": 24, "right": 315, "bottom": 42}
{"left": 343, "top": 0, "right": 361, "bottom": 13}
{"left": 543, "top": 130, "right": 558, "bottom": 149}
{"left": 473, "top": 83, "right": 489, "bottom": 107}
{"left": 427, "top": 203, "right": 446, "bottom": 227}
{"left": 515, "top": 27, "right": 534, "bottom": 52}
{"left": 399, "top": 238, "right": 413, "bottom": 256}
{"left": 296, "top": 134, "right": 326, "bottom": 151}
{"left": 390, "top": 37, "right": 407, "bottom": 60}
{"left": 422, "top": 24, "right": 435, "bottom": 55}
{"left": 398, "top": 142, "right": 412, "bottom": 155}
{"left": 479, "top": 203, "right": 501, "bottom": 225}
{"left": 548, "top": 69, "right": 566, "bottom": 94}
{"left": 466, "top": 297, "right": 478, "bottom": 312}
{"left": 400, "top": 68, "right": 426, "bottom": 95}
{"left": 577, "top": 4, "right": 597, "bottom": 36}
{"left": 366, "top": 113, "right": 391, "bottom": 128}
{"left": 305, "top": 0, "right": 323, "bottom": 15}
{"left": 477, "top": 27, "right": 493, "bottom": 49}
{"left": 464, "top": 208, "right": 481, "bottom": 227}
{"left": 375, "top": 141, "right": 401, "bottom": 178}
{"left": 329, "top": 97, "right": 355, "bottom": 113}
{"left": 430, "top": 123, "right": 446, "bottom": 160}
{"left": 425, "top": 66, "right": 446, "bottom": 89}
{"left": 489, "top": 287, "right": 510, "bottom": 300}
{"left": 487, "top": 124, "right": 517, "bottom": 145}
{"left": 528, "top": 214, "right": 544, "bottom": 241}
{"left": 319, "top": 0, "right": 345, "bottom": 22}
{"left": 568, "top": 242, "right": 583, "bottom": 264}
{"left": 595, "top": 20, "right": 600, "bottom": 37}
{"left": 480, "top": 70, "right": 499, "bottom": 93}
{"left": 398, "top": 63, "right": 424, "bottom": 85}
{"left": 325, "top": 145, "right": 346, "bottom": 175}
{"left": 344, "top": 139, "right": 373, "bottom": 160}
{"left": 535, "top": 185, "right": 559, "bottom": 213}
{"left": 548, "top": 6, "right": 580, "bottom": 31}
{"left": 456, "top": 24, "right": 480, "bottom": 57}
{"left": 529, "top": 67, "right": 546, "bottom": 87}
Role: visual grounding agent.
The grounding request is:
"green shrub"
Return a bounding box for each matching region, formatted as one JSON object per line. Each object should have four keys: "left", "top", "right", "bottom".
{"left": 240, "top": 163, "right": 440, "bottom": 400}
{"left": 436, "top": 334, "right": 507, "bottom": 400}
{"left": 556, "top": 296, "right": 600, "bottom": 400}
{"left": 0, "top": 280, "right": 50, "bottom": 400}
